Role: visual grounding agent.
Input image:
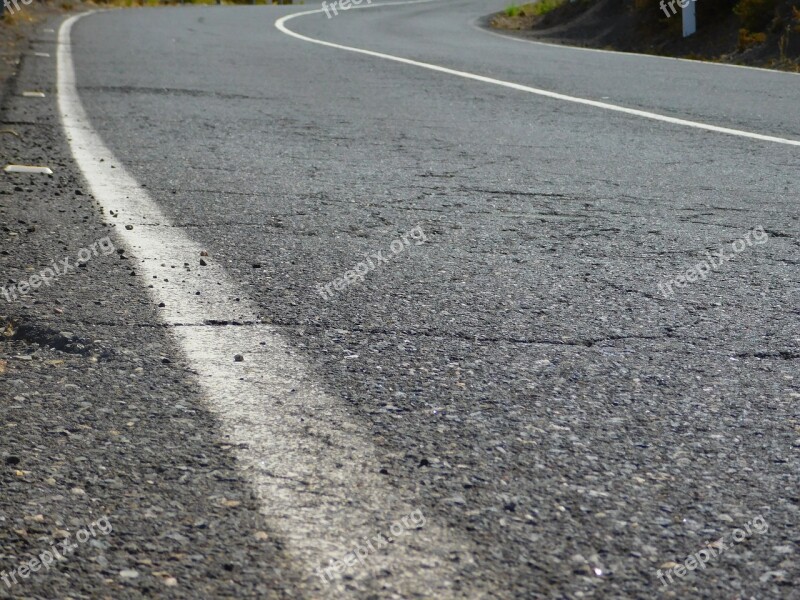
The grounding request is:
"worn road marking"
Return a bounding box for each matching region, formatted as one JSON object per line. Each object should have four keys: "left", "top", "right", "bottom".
{"left": 58, "top": 11, "right": 478, "bottom": 598}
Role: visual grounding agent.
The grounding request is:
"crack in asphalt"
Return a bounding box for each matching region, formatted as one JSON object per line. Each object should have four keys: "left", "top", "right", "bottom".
{"left": 144, "top": 187, "right": 287, "bottom": 197}
{"left": 456, "top": 187, "right": 573, "bottom": 199}
{"left": 763, "top": 229, "right": 793, "bottom": 238}
{"left": 17, "top": 317, "right": 674, "bottom": 349}
{"left": 595, "top": 279, "right": 664, "bottom": 301}
{"left": 77, "top": 84, "right": 275, "bottom": 101}
{"left": 735, "top": 351, "right": 800, "bottom": 360}
{"left": 283, "top": 323, "right": 670, "bottom": 348}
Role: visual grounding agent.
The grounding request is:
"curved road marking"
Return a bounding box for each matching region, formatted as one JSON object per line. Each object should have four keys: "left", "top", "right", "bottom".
{"left": 58, "top": 11, "right": 480, "bottom": 598}
{"left": 275, "top": 6, "right": 800, "bottom": 147}
{"left": 472, "top": 18, "right": 800, "bottom": 78}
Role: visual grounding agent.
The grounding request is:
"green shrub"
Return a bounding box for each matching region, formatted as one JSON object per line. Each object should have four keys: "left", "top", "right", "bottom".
{"left": 526, "top": 0, "right": 567, "bottom": 15}
{"left": 504, "top": 0, "right": 567, "bottom": 18}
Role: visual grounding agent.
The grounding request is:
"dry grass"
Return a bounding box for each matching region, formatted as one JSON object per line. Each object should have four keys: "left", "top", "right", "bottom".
{"left": 2, "top": 10, "right": 36, "bottom": 26}
{"left": 504, "top": 0, "right": 566, "bottom": 18}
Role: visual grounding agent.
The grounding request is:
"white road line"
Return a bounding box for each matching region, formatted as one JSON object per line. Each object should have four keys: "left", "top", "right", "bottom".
{"left": 275, "top": 6, "right": 800, "bottom": 147}
{"left": 472, "top": 18, "right": 800, "bottom": 78}
{"left": 58, "top": 12, "right": 479, "bottom": 598}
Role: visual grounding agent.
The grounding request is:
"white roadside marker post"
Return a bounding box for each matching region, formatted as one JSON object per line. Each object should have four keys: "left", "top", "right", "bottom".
{"left": 4, "top": 165, "right": 53, "bottom": 174}
{"left": 683, "top": 1, "right": 696, "bottom": 37}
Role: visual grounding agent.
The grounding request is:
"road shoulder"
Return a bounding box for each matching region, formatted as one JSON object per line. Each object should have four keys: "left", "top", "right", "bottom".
{"left": 0, "top": 15, "right": 295, "bottom": 599}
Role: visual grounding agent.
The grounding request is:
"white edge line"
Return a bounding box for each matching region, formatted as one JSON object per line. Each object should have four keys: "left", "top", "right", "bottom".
{"left": 275, "top": 4, "right": 800, "bottom": 147}
{"left": 56, "top": 10, "right": 481, "bottom": 597}
{"left": 471, "top": 16, "right": 800, "bottom": 78}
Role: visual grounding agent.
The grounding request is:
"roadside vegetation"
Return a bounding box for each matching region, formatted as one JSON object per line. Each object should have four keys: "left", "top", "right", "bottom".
{"left": 634, "top": 0, "right": 800, "bottom": 51}
{"left": 494, "top": 0, "right": 800, "bottom": 71}
{"left": 504, "top": 0, "right": 566, "bottom": 17}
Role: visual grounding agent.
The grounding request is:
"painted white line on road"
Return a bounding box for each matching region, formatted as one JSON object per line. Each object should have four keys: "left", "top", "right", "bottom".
{"left": 276, "top": 6, "right": 800, "bottom": 147}
{"left": 473, "top": 19, "right": 800, "bottom": 78}
{"left": 57, "top": 12, "right": 477, "bottom": 598}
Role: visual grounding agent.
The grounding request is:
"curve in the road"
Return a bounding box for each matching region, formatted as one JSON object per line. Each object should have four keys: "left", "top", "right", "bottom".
{"left": 276, "top": 4, "right": 800, "bottom": 148}
{"left": 472, "top": 18, "right": 800, "bottom": 78}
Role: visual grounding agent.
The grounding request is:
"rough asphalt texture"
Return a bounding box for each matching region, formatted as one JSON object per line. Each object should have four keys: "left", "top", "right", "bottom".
{"left": 1, "top": 1, "right": 799, "bottom": 598}
{"left": 0, "top": 16, "right": 293, "bottom": 600}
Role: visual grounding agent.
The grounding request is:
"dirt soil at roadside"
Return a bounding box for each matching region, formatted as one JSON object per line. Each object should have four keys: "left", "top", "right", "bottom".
{"left": 0, "top": 2, "right": 85, "bottom": 97}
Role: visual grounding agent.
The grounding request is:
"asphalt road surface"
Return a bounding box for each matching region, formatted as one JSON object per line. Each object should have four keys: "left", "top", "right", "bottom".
{"left": 0, "top": 1, "right": 798, "bottom": 598}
